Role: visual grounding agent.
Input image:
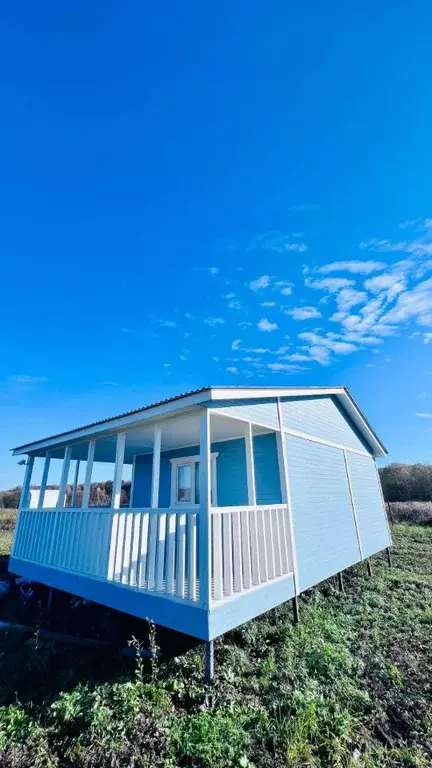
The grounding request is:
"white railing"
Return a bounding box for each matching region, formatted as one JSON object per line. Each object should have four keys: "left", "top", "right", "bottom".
{"left": 13, "top": 503, "right": 293, "bottom": 607}
{"left": 13, "top": 507, "right": 200, "bottom": 603}
{"left": 210, "top": 504, "right": 292, "bottom": 602}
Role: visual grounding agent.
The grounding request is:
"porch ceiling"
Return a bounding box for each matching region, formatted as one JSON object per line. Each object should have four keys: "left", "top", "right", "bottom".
{"left": 43, "top": 411, "right": 272, "bottom": 464}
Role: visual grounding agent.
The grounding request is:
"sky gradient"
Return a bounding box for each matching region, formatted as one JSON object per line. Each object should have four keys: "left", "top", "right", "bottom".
{"left": 1, "top": 1, "right": 432, "bottom": 487}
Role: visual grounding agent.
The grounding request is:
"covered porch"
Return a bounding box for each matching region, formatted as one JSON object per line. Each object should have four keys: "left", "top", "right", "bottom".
{"left": 11, "top": 405, "right": 296, "bottom": 641}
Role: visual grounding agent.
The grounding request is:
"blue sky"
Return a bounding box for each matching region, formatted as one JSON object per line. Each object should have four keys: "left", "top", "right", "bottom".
{"left": 1, "top": 1, "right": 432, "bottom": 487}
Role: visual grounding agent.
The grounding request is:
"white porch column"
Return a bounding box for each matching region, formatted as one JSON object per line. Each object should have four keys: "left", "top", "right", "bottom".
{"left": 19, "top": 455, "right": 35, "bottom": 509}
{"left": 82, "top": 440, "right": 95, "bottom": 508}
{"left": 199, "top": 409, "right": 212, "bottom": 608}
{"left": 57, "top": 446, "right": 72, "bottom": 508}
{"left": 276, "top": 399, "right": 299, "bottom": 598}
{"left": 244, "top": 423, "right": 257, "bottom": 506}
{"left": 37, "top": 452, "right": 52, "bottom": 510}
{"left": 151, "top": 426, "right": 162, "bottom": 509}
{"left": 71, "top": 460, "right": 81, "bottom": 508}
{"left": 112, "top": 432, "right": 126, "bottom": 509}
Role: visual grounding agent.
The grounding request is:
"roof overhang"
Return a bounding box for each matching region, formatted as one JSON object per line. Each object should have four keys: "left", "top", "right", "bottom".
{"left": 11, "top": 385, "right": 387, "bottom": 459}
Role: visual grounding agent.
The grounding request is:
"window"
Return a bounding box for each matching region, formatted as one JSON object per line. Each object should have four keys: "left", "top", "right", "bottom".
{"left": 170, "top": 454, "right": 218, "bottom": 506}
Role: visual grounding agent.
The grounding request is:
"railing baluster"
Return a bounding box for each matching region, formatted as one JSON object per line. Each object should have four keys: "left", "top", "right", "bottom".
{"left": 138, "top": 512, "right": 149, "bottom": 588}
{"left": 249, "top": 507, "right": 260, "bottom": 586}
{"left": 187, "top": 513, "right": 197, "bottom": 601}
{"left": 156, "top": 513, "right": 167, "bottom": 592}
{"left": 212, "top": 512, "right": 223, "bottom": 600}
{"left": 264, "top": 509, "right": 275, "bottom": 579}
{"left": 272, "top": 508, "right": 282, "bottom": 577}
{"left": 147, "top": 512, "right": 159, "bottom": 590}
{"left": 122, "top": 511, "right": 133, "bottom": 584}
{"left": 231, "top": 510, "right": 243, "bottom": 592}
{"left": 165, "top": 513, "right": 176, "bottom": 594}
{"left": 278, "top": 507, "right": 289, "bottom": 574}
{"left": 257, "top": 508, "right": 268, "bottom": 583}
{"left": 240, "top": 509, "right": 252, "bottom": 590}
{"left": 129, "top": 511, "right": 141, "bottom": 587}
{"left": 175, "top": 512, "right": 186, "bottom": 598}
{"left": 221, "top": 511, "right": 233, "bottom": 597}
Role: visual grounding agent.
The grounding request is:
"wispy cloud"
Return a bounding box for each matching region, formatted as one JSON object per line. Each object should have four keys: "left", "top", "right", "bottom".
{"left": 258, "top": 318, "right": 278, "bottom": 332}
{"left": 317, "top": 260, "right": 386, "bottom": 275}
{"left": 416, "top": 412, "right": 432, "bottom": 419}
{"left": 424, "top": 333, "right": 432, "bottom": 344}
{"left": 284, "top": 306, "right": 322, "bottom": 320}
{"left": 261, "top": 301, "right": 276, "bottom": 307}
{"left": 231, "top": 339, "right": 241, "bottom": 350}
{"left": 204, "top": 317, "right": 225, "bottom": 327}
{"left": 226, "top": 366, "right": 239, "bottom": 374}
{"left": 307, "top": 277, "right": 355, "bottom": 292}
{"left": 249, "top": 275, "right": 271, "bottom": 291}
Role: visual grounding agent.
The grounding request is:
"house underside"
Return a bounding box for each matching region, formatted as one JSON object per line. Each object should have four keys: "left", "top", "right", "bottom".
{"left": 10, "top": 386, "right": 390, "bottom": 643}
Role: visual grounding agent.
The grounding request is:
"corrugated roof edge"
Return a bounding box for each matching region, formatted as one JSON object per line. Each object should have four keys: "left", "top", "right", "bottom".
{"left": 11, "top": 385, "right": 387, "bottom": 457}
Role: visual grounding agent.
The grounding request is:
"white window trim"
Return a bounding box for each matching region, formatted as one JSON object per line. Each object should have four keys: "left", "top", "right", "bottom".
{"left": 169, "top": 453, "right": 218, "bottom": 507}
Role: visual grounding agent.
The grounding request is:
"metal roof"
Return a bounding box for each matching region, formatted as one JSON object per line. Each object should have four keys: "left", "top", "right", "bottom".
{"left": 11, "top": 385, "right": 387, "bottom": 457}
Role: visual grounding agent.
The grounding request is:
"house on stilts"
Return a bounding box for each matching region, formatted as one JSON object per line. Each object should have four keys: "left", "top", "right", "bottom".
{"left": 10, "top": 386, "right": 390, "bottom": 678}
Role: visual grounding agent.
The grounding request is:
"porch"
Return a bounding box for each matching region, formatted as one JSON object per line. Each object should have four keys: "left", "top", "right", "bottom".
{"left": 10, "top": 404, "right": 296, "bottom": 641}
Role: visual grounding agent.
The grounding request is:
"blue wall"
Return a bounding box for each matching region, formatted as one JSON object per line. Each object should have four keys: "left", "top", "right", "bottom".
{"left": 286, "top": 434, "right": 361, "bottom": 592}
{"left": 132, "top": 432, "right": 282, "bottom": 508}
{"left": 281, "top": 395, "right": 370, "bottom": 453}
{"left": 346, "top": 452, "right": 391, "bottom": 558}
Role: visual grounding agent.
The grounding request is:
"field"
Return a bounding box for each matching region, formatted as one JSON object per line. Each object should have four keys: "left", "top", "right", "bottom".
{"left": 0, "top": 518, "right": 431, "bottom": 766}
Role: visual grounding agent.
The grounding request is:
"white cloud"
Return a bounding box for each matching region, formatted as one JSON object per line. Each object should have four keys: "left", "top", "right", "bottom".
{"left": 226, "top": 366, "right": 238, "bottom": 374}
{"left": 318, "top": 260, "right": 386, "bottom": 275}
{"left": 212, "top": 356, "right": 220, "bottom": 361}
{"left": 307, "top": 277, "right": 355, "bottom": 292}
{"left": 224, "top": 293, "right": 235, "bottom": 299}
{"left": 238, "top": 321, "right": 252, "bottom": 328}
{"left": 284, "top": 243, "right": 308, "bottom": 253}
{"left": 261, "top": 301, "right": 276, "bottom": 307}
{"left": 208, "top": 267, "right": 219, "bottom": 275}
{"left": 161, "top": 320, "right": 177, "bottom": 327}
{"left": 258, "top": 317, "right": 278, "bottom": 332}
{"left": 308, "top": 346, "right": 331, "bottom": 365}
{"left": 249, "top": 275, "right": 271, "bottom": 291}
{"left": 416, "top": 412, "right": 432, "bottom": 419}
{"left": 179, "top": 354, "right": 187, "bottom": 361}
{"left": 284, "top": 306, "right": 322, "bottom": 320}
{"left": 231, "top": 339, "right": 241, "bottom": 350}
{"left": 380, "top": 278, "right": 432, "bottom": 328}
{"left": 204, "top": 317, "right": 225, "bottom": 327}
{"left": 424, "top": 333, "right": 432, "bottom": 344}
{"left": 163, "top": 363, "right": 171, "bottom": 368}
{"left": 335, "top": 288, "right": 368, "bottom": 313}
{"left": 228, "top": 299, "right": 242, "bottom": 310}
{"left": 281, "top": 286, "right": 293, "bottom": 296}
{"left": 267, "top": 362, "right": 306, "bottom": 372}
{"left": 364, "top": 273, "right": 406, "bottom": 297}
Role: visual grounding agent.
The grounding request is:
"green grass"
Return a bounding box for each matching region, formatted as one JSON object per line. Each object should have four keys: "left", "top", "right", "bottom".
{"left": 0, "top": 524, "right": 431, "bottom": 767}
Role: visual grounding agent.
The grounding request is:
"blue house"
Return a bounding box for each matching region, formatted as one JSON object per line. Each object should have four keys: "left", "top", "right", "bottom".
{"left": 10, "top": 386, "right": 390, "bottom": 679}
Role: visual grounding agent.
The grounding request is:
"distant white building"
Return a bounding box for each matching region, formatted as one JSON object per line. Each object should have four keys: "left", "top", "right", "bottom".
{"left": 29, "top": 488, "right": 59, "bottom": 509}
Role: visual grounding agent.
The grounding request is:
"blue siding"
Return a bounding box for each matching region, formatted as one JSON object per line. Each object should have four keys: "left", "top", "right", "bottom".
{"left": 286, "top": 434, "right": 361, "bottom": 593}
{"left": 132, "top": 433, "right": 281, "bottom": 508}
{"left": 210, "top": 398, "right": 279, "bottom": 430}
{"left": 281, "top": 396, "right": 370, "bottom": 453}
{"left": 209, "top": 574, "right": 294, "bottom": 639}
{"left": 346, "top": 452, "right": 391, "bottom": 558}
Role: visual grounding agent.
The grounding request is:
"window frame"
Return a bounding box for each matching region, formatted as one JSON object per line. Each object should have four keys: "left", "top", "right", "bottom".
{"left": 169, "top": 453, "right": 218, "bottom": 507}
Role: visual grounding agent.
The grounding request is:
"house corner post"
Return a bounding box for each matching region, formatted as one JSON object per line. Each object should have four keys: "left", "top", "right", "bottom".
{"left": 199, "top": 409, "right": 213, "bottom": 679}
{"left": 19, "top": 455, "right": 35, "bottom": 510}
{"left": 276, "top": 398, "right": 300, "bottom": 624}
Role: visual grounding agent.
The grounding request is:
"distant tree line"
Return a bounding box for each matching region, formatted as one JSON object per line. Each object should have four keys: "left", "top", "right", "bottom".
{"left": 378, "top": 463, "right": 432, "bottom": 503}
{"left": 0, "top": 481, "right": 131, "bottom": 509}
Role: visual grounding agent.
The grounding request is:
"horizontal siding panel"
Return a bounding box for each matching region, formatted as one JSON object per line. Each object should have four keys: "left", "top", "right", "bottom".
{"left": 286, "top": 434, "right": 360, "bottom": 593}
{"left": 346, "top": 452, "right": 390, "bottom": 558}
{"left": 281, "top": 396, "right": 370, "bottom": 453}
{"left": 210, "top": 398, "right": 279, "bottom": 430}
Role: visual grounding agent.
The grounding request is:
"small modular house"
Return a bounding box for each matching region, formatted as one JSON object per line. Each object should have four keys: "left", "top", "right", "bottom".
{"left": 10, "top": 386, "right": 390, "bottom": 677}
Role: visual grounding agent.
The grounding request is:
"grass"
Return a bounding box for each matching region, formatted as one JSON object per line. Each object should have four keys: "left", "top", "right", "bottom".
{"left": 0, "top": 523, "right": 431, "bottom": 766}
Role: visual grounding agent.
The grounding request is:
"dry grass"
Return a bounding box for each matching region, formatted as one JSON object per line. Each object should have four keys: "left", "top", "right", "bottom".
{"left": 386, "top": 500, "right": 432, "bottom": 524}
{"left": 0, "top": 509, "right": 17, "bottom": 557}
